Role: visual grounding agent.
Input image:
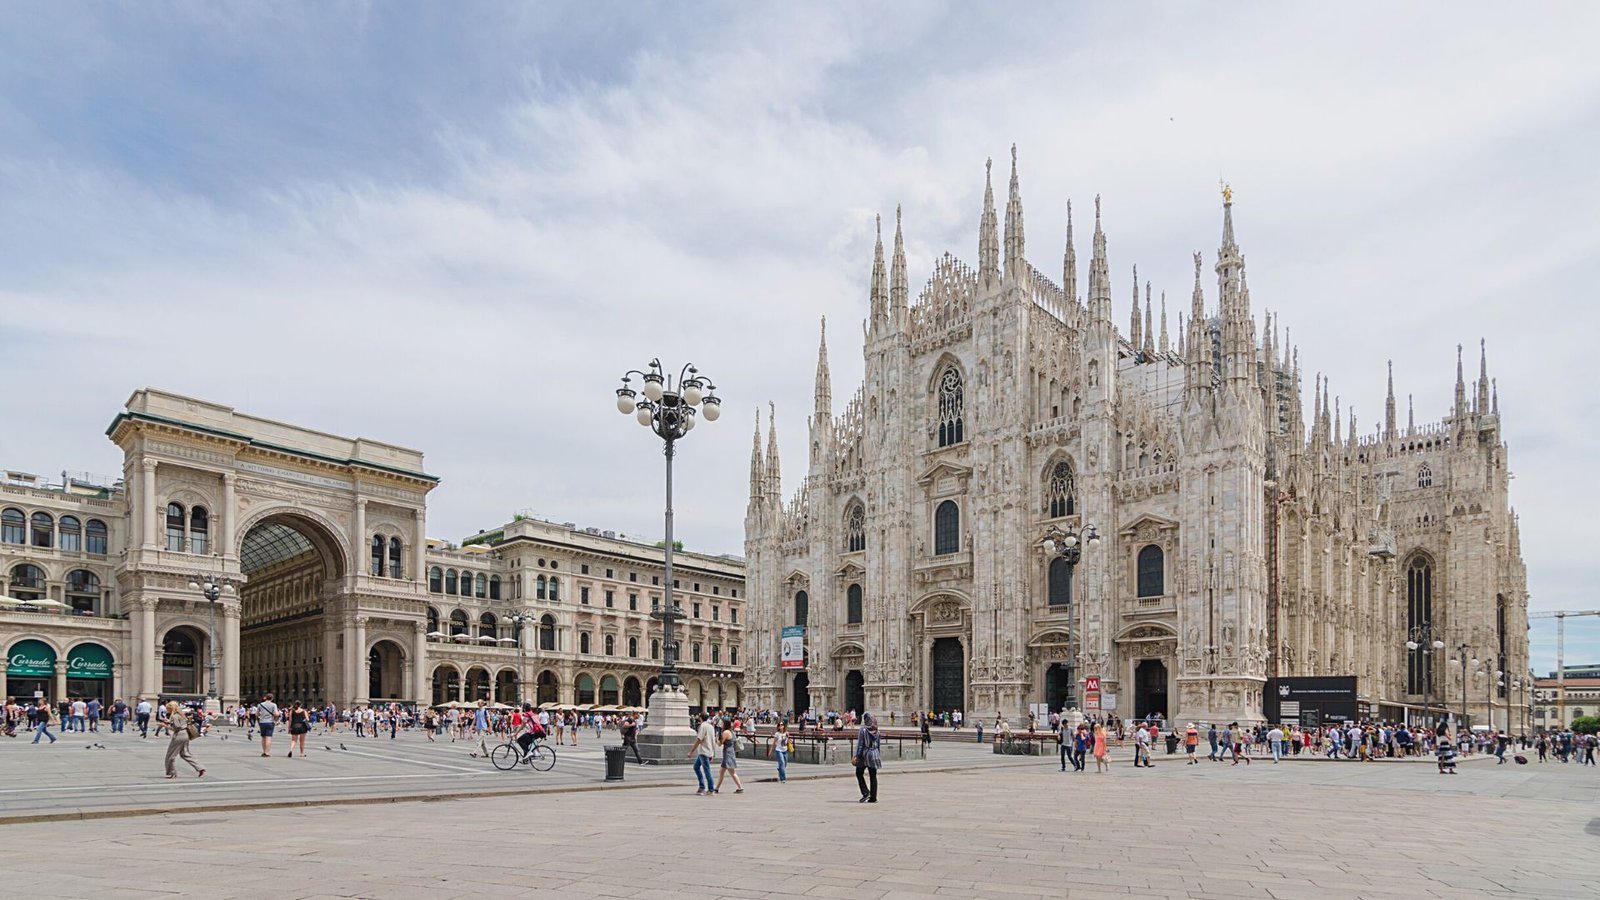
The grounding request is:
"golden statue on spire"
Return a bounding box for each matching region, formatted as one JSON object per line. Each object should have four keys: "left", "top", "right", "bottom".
{"left": 1221, "top": 181, "right": 1233, "bottom": 204}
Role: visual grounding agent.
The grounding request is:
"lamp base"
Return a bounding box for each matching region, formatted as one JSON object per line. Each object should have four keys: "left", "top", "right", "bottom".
{"left": 635, "top": 686, "right": 698, "bottom": 765}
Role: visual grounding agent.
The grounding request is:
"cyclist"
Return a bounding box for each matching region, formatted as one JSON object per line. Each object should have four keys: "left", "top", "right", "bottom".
{"left": 514, "top": 704, "right": 547, "bottom": 759}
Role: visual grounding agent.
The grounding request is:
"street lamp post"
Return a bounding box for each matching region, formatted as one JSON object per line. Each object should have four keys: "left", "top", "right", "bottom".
{"left": 1404, "top": 623, "right": 1447, "bottom": 728}
{"left": 615, "top": 358, "right": 720, "bottom": 764}
{"left": 187, "top": 575, "right": 236, "bottom": 712}
{"left": 1037, "top": 522, "right": 1101, "bottom": 719}
{"left": 1448, "top": 644, "right": 1475, "bottom": 733}
{"left": 502, "top": 611, "right": 536, "bottom": 704}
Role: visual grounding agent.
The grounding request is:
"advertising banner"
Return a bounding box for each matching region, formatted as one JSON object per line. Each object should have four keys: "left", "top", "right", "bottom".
{"left": 780, "top": 626, "right": 805, "bottom": 669}
{"left": 67, "top": 643, "right": 114, "bottom": 680}
{"left": 7, "top": 639, "right": 56, "bottom": 677}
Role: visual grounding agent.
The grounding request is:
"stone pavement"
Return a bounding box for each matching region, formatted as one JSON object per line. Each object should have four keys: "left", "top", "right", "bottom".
{"left": 1, "top": 732, "right": 1596, "bottom": 900}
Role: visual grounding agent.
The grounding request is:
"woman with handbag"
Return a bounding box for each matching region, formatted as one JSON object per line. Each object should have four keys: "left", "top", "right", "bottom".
{"left": 163, "top": 701, "right": 205, "bottom": 779}
{"left": 854, "top": 713, "right": 881, "bottom": 802}
{"left": 713, "top": 717, "right": 745, "bottom": 794}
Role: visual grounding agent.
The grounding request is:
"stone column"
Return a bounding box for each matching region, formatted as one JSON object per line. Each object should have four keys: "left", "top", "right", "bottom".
{"left": 412, "top": 622, "right": 429, "bottom": 703}
{"left": 354, "top": 499, "right": 368, "bottom": 577}
{"left": 351, "top": 616, "right": 368, "bottom": 706}
{"left": 137, "top": 599, "right": 160, "bottom": 698}
{"left": 222, "top": 606, "right": 241, "bottom": 705}
{"left": 221, "top": 473, "right": 237, "bottom": 558}
{"left": 53, "top": 660, "right": 68, "bottom": 705}
{"left": 141, "top": 459, "right": 158, "bottom": 549}
{"left": 412, "top": 508, "right": 426, "bottom": 585}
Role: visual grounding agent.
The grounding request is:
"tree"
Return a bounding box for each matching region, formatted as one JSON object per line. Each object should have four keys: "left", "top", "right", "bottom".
{"left": 654, "top": 540, "right": 684, "bottom": 551}
{"left": 1570, "top": 715, "right": 1600, "bottom": 735}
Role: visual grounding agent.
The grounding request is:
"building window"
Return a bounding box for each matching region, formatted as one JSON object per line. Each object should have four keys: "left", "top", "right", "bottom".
{"left": 490, "top": 575, "right": 501, "bottom": 601}
{"left": 730, "top": 646, "right": 738, "bottom": 666}
{"left": 630, "top": 572, "right": 638, "bottom": 582}
{"left": 1, "top": 508, "right": 24, "bottom": 544}
{"left": 30, "top": 511, "right": 54, "bottom": 548}
{"left": 1048, "top": 556, "right": 1072, "bottom": 607}
{"left": 1406, "top": 555, "right": 1433, "bottom": 695}
{"left": 548, "top": 577, "right": 560, "bottom": 601}
{"left": 712, "top": 585, "right": 719, "bottom": 595}
{"left": 86, "top": 519, "right": 107, "bottom": 555}
{"left": 730, "top": 607, "right": 738, "bottom": 624}
{"left": 604, "top": 634, "right": 615, "bottom": 656}
{"left": 1136, "top": 545, "right": 1164, "bottom": 597}
{"left": 59, "top": 515, "right": 82, "bottom": 552}
{"left": 651, "top": 639, "right": 660, "bottom": 660}
{"left": 445, "top": 569, "right": 458, "bottom": 595}
{"left": 712, "top": 606, "right": 720, "bottom": 622}
{"left": 9, "top": 563, "right": 46, "bottom": 600}
{"left": 605, "top": 590, "right": 615, "bottom": 608}
{"left": 629, "top": 637, "right": 639, "bottom": 658}
{"left": 479, "top": 612, "right": 498, "bottom": 640}
{"left": 731, "top": 588, "right": 737, "bottom": 598}
{"left": 580, "top": 586, "right": 589, "bottom": 605}
{"left": 449, "top": 609, "right": 469, "bottom": 637}
{"left": 845, "top": 502, "right": 866, "bottom": 552}
{"left": 580, "top": 633, "right": 591, "bottom": 655}
{"left": 371, "top": 534, "right": 385, "bottom": 576}
{"left": 847, "top": 584, "right": 863, "bottom": 624}
{"left": 389, "top": 537, "right": 403, "bottom": 578}
{"left": 794, "top": 590, "right": 809, "bottom": 628}
{"left": 537, "top": 576, "right": 547, "bottom": 600}
{"left": 1418, "top": 464, "right": 1433, "bottom": 488}
{"left": 693, "top": 582, "right": 701, "bottom": 593}
{"left": 65, "top": 569, "right": 100, "bottom": 614}
{"left": 475, "top": 573, "right": 487, "bottom": 598}
{"left": 426, "top": 607, "right": 440, "bottom": 633}
{"left": 166, "top": 502, "right": 185, "bottom": 551}
{"left": 693, "top": 603, "right": 702, "bottom": 618}
{"left": 652, "top": 575, "right": 660, "bottom": 586}
{"left": 429, "top": 567, "right": 443, "bottom": 593}
{"left": 1046, "top": 461, "right": 1076, "bottom": 518}
{"left": 937, "top": 365, "right": 965, "bottom": 447}
{"left": 692, "top": 643, "right": 702, "bottom": 663}
{"left": 711, "top": 645, "right": 721, "bottom": 665}
{"left": 581, "top": 564, "right": 590, "bottom": 575}
{"left": 539, "top": 615, "right": 557, "bottom": 651}
{"left": 187, "top": 507, "right": 208, "bottom": 556}
{"left": 629, "top": 593, "right": 638, "bottom": 611}
{"left": 606, "top": 568, "right": 614, "bottom": 579}
{"left": 934, "top": 500, "right": 960, "bottom": 555}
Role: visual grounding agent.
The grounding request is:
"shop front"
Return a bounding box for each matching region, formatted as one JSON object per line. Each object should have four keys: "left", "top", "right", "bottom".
{"left": 6, "top": 639, "right": 57, "bottom": 703}
{"left": 66, "top": 642, "right": 114, "bottom": 705}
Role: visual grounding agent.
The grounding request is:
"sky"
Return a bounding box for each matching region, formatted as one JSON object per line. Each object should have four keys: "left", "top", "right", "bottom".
{"left": 1, "top": 3, "right": 1597, "bottom": 673}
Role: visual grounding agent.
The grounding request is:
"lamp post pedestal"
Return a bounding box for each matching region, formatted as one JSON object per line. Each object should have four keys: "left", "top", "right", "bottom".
{"left": 636, "top": 685, "right": 697, "bottom": 765}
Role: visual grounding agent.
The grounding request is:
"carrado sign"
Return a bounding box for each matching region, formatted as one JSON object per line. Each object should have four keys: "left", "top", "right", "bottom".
{"left": 67, "top": 643, "right": 113, "bottom": 680}
{"left": 7, "top": 639, "right": 57, "bottom": 677}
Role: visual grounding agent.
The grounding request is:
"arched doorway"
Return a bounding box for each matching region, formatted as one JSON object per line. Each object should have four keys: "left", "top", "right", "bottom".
{"left": 496, "top": 669, "right": 519, "bottom": 704}
{"left": 464, "top": 666, "right": 490, "bottom": 702}
{"left": 844, "top": 670, "right": 865, "bottom": 717}
{"left": 575, "top": 673, "right": 596, "bottom": 705}
{"left": 431, "top": 665, "right": 460, "bottom": 706}
{"left": 931, "top": 637, "right": 964, "bottom": 714}
{"left": 368, "top": 641, "right": 406, "bottom": 702}
{"left": 1045, "top": 663, "right": 1075, "bottom": 713}
{"left": 622, "top": 676, "right": 643, "bottom": 707}
{"left": 645, "top": 676, "right": 659, "bottom": 699}
{"left": 161, "top": 626, "right": 206, "bottom": 697}
{"left": 535, "top": 670, "right": 559, "bottom": 705}
{"left": 792, "top": 671, "right": 811, "bottom": 717}
{"left": 1134, "top": 659, "right": 1168, "bottom": 722}
{"left": 238, "top": 513, "right": 343, "bottom": 704}
{"left": 600, "top": 675, "right": 620, "bottom": 705}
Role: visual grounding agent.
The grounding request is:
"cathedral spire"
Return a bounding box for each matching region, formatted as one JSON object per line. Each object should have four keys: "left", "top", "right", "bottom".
{"left": 749, "top": 407, "right": 764, "bottom": 504}
{"left": 765, "top": 402, "right": 781, "bottom": 500}
{"left": 1129, "top": 265, "right": 1142, "bottom": 350}
{"left": 1492, "top": 378, "right": 1499, "bottom": 415}
{"left": 1087, "top": 194, "right": 1111, "bottom": 323}
{"left": 978, "top": 157, "right": 1000, "bottom": 287}
{"left": 1159, "top": 291, "right": 1170, "bottom": 355}
{"left": 1453, "top": 343, "right": 1467, "bottom": 421}
{"left": 1177, "top": 311, "right": 1186, "bottom": 358}
{"left": 814, "top": 316, "right": 831, "bottom": 420}
{"left": 1062, "top": 201, "right": 1077, "bottom": 302}
{"left": 1142, "top": 282, "right": 1155, "bottom": 357}
{"left": 890, "top": 204, "right": 908, "bottom": 326}
{"left": 1003, "top": 144, "right": 1024, "bottom": 276}
{"left": 1476, "top": 338, "right": 1490, "bottom": 415}
{"left": 868, "top": 214, "right": 887, "bottom": 330}
{"left": 1407, "top": 393, "right": 1415, "bottom": 433}
{"left": 1184, "top": 251, "right": 1209, "bottom": 400}
{"left": 1384, "top": 361, "right": 1396, "bottom": 439}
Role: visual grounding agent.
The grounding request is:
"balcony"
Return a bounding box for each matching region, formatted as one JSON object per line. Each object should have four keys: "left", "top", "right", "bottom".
{"left": 1122, "top": 593, "right": 1176, "bottom": 619}
{"left": 914, "top": 548, "right": 972, "bottom": 586}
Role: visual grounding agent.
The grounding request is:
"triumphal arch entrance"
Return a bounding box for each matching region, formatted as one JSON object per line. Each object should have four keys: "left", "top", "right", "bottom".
{"left": 108, "top": 389, "right": 438, "bottom": 709}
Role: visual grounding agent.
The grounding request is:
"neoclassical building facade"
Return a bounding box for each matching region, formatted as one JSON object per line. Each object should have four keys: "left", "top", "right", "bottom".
{"left": 2, "top": 388, "right": 744, "bottom": 711}
{"left": 743, "top": 149, "right": 1530, "bottom": 729}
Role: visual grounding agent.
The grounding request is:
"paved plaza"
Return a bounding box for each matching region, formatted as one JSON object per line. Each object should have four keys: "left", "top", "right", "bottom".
{"left": 3, "top": 727, "right": 1598, "bottom": 899}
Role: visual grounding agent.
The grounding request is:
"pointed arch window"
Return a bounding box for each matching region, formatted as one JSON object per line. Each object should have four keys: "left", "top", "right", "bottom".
{"left": 1136, "top": 545, "right": 1164, "bottom": 597}
{"left": 1417, "top": 464, "right": 1433, "bottom": 488}
{"left": 59, "top": 515, "right": 82, "bottom": 552}
{"left": 1046, "top": 461, "right": 1076, "bottom": 518}
{"left": 1406, "top": 555, "right": 1433, "bottom": 695}
{"left": 1048, "top": 556, "right": 1073, "bottom": 607}
{"left": 847, "top": 583, "right": 863, "bottom": 624}
{"left": 165, "top": 503, "right": 186, "bottom": 551}
{"left": 845, "top": 503, "right": 866, "bottom": 553}
{"left": 937, "top": 366, "right": 965, "bottom": 447}
{"left": 934, "top": 500, "right": 960, "bottom": 555}
{"left": 388, "top": 537, "right": 403, "bottom": 578}
{"left": 794, "top": 590, "right": 809, "bottom": 629}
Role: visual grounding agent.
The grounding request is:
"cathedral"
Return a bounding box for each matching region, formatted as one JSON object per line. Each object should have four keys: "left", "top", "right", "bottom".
{"left": 742, "top": 148, "right": 1530, "bottom": 729}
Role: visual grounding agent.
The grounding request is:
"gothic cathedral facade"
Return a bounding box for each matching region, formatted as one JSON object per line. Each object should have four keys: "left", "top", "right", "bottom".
{"left": 743, "top": 148, "right": 1530, "bottom": 729}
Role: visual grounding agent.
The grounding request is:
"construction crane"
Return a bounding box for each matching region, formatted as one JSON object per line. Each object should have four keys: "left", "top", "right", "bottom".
{"left": 1530, "top": 609, "right": 1600, "bottom": 725}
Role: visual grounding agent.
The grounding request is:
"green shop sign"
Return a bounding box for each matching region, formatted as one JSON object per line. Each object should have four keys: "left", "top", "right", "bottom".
{"left": 7, "top": 639, "right": 57, "bottom": 678}
{"left": 67, "top": 643, "right": 113, "bottom": 680}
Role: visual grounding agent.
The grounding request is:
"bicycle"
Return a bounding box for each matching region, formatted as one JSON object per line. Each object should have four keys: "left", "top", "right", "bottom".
{"left": 489, "top": 737, "right": 556, "bottom": 772}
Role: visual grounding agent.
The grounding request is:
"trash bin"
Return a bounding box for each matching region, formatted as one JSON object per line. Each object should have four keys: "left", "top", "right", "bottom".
{"left": 604, "top": 745, "right": 626, "bottom": 782}
{"left": 1165, "top": 733, "right": 1179, "bottom": 755}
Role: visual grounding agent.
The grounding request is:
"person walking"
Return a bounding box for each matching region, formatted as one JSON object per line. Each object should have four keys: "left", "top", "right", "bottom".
{"left": 619, "top": 714, "right": 643, "bottom": 764}
{"left": 769, "top": 720, "right": 791, "bottom": 783}
{"left": 1092, "top": 723, "right": 1109, "bottom": 773}
{"left": 31, "top": 701, "right": 58, "bottom": 744}
{"left": 255, "top": 693, "right": 279, "bottom": 757}
{"left": 135, "top": 697, "right": 152, "bottom": 738}
{"left": 1057, "top": 715, "right": 1072, "bottom": 772}
{"left": 1132, "top": 722, "right": 1151, "bottom": 767}
{"left": 1267, "top": 724, "right": 1284, "bottom": 763}
{"left": 162, "top": 701, "right": 204, "bottom": 779}
{"left": 919, "top": 715, "right": 932, "bottom": 757}
{"left": 109, "top": 698, "right": 127, "bottom": 734}
{"left": 713, "top": 718, "right": 745, "bottom": 794}
{"left": 688, "top": 713, "right": 717, "bottom": 795}
{"left": 854, "top": 713, "right": 881, "bottom": 803}
{"left": 1184, "top": 723, "right": 1200, "bottom": 764}
{"left": 286, "top": 700, "right": 310, "bottom": 758}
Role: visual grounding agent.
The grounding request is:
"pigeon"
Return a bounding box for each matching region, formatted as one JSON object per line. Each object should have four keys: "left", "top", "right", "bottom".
{"left": 324, "top": 745, "right": 333, "bottom": 752}
{"left": 95, "top": 743, "right": 106, "bottom": 749}
{"left": 340, "top": 743, "right": 348, "bottom": 751}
